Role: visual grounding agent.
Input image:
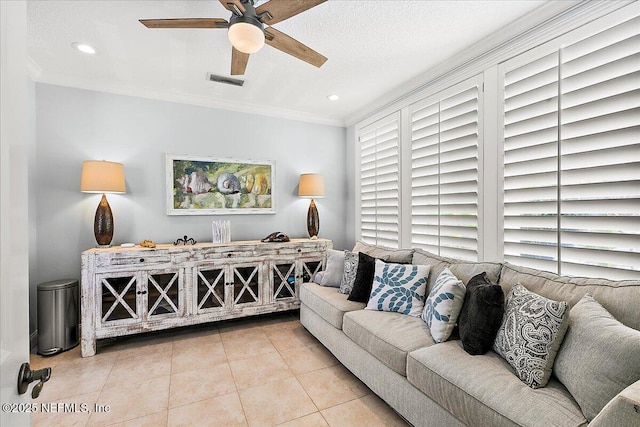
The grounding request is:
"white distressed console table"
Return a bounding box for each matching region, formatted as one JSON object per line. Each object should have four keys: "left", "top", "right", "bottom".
{"left": 80, "top": 238, "right": 332, "bottom": 356}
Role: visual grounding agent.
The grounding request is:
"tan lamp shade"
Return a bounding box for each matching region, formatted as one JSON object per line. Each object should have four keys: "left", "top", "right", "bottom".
{"left": 298, "top": 173, "right": 325, "bottom": 198}
{"left": 80, "top": 160, "right": 126, "bottom": 194}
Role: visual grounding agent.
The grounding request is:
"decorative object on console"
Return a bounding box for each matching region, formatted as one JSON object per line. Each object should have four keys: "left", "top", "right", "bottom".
{"left": 212, "top": 220, "right": 231, "bottom": 243}
{"left": 493, "top": 283, "right": 569, "bottom": 389}
{"left": 139, "top": 239, "right": 156, "bottom": 248}
{"left": 366, "top": 260, "right": 429, "bottom": 317}
{"left": 166, "top": 154, "right": 275, "bottom": 215}
{"left": 80, "top": 160, "right": 126, "bottom": 247}
{"left": 260, "top": 232, "right": 290, "bottom": 242}
{"left": 174, "top": 235, "right": 197, "bottom": 245}
{"left": 457, "top": 272, "right": 504, "bottom": 355}
{"left": 422, "top": 268, "right": 467, "bottom": 343}
{"left": 298, "top": 173, "right": 325, "bottom": 239}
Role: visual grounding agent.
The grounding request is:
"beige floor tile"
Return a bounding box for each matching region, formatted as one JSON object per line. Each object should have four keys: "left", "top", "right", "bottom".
{"left": 297, "top": 365, "right": 370, "bottom": 410}
{"left": 32, "top": 391, "right": 99, "bottom": 427}
{"left": 168, "top": 392, "right": 247, "bottom": 427}
{"left": 106, "top": 350, "right": 172, "bottom": 387}
{"left": 230, "top": 351, "right": 293, "bottom": 390}
{"left": 280, "top": 343, "right": 339, "bottom": 375}
{"left": 321, "top": 394, "right": 408, "bottom": 427}
{"left": 239, "top": 377, "right": 317, "bottom": 427}
{"left": 222, "top": 332, "right": 278, "bottom": 362}
{"left": 266, "top": 325, "right": 318, "bottom": 352}
{"left": 87, "top": 375, "right": 170, "bottom": 427}
{"left": 218, "top": 318, "right": 266, "bottom": 340}
{"left": 276, "top": 412, "right": 329, "bottom": 427}
{"left": 171, "top": 341, "right": 227, "bottom": 375}
{"left": 103, "top": 410, "right": 168, "bottom": 427}
{"left": 113, "top": 341, "right": 173, "bottom": 361}
{"left": 42, "top": 353, "right": 117, "bottom": 401}
{"left": 169, "top": 362, "right": 236, "bottom": 408}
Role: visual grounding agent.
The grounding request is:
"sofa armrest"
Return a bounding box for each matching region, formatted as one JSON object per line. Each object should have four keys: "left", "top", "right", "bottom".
{"left": 589, "top": 379, "right": 640, "bottom": 427}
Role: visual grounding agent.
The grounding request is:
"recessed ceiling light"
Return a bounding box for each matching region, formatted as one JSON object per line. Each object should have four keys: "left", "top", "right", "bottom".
{"left": 72, "top": 42, "right": 96, "bottom": 55}
{"left": 327, "top": 94, "right": 340, "bottom": 101}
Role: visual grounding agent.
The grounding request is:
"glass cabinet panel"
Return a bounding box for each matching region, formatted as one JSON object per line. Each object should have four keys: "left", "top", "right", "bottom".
{"left": 147, "top": 271, "right": 180, "bottom": 317}
{"left": 272, "top": 262, "right": 296, "bottom": 300}
{"left": 100, "top": 275, "right": 138, "bottom": 323}
{"left": 196, "top": 267, "right": 226, "bottom": 312}
{"left": 301, "top": 259, "right": 323, "bottom": 283}
{"left": 232, "top": 265, "right": 260, "bottom": 305}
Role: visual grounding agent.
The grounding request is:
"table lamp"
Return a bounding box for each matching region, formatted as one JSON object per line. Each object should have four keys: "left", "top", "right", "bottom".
{"left": 298, "top": 173, "right": 325, "bottom": 239}
{"left": 80, "top": 160, "right": 126, "bottom": 247}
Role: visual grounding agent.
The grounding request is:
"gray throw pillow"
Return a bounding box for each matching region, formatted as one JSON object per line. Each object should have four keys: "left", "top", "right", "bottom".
{"left": 493, "top": 283, "right": 569, "bottom": 389}
{"left": 554, "top": 294, "right": 640, "bottom": 422}
{"left": 320, "top": 249, "right": 345, "bottom": 288}
{"left": 339, "top": 251, "right": 359, "bottom": 294}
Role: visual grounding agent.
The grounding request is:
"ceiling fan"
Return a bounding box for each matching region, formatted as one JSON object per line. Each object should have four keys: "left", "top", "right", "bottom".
{"left": 140, "top": 0, "right": 328, "bottom": 75}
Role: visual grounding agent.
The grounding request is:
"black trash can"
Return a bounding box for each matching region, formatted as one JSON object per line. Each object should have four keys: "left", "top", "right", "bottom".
{"left": 37, "top": 279, "right": 79, "bottom": 356}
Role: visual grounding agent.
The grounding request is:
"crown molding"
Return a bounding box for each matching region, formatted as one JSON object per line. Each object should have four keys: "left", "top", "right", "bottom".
{"left": 30, "top": 72, "right": 346, "bottom": 128}
{"left": 345, "top": 0, "right": 633, "bottom": 128}
{"left": 26, "top": 55, "right": 42, "bottom": 80}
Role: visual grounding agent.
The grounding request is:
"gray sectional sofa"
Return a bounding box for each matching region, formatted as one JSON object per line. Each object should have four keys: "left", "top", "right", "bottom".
{"left": 300, "top": 244, "right": 640, "bottom": 427}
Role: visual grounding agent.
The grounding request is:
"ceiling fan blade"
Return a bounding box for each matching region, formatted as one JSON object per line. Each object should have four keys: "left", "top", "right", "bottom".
{"left": 264, "top": 27, "right": 327, "bottom": 68}
{"left": 139, "top": 18, "right": 229, "bottom": 29}
{"left": 256, "top": 0, "right": 327, "bottom": 25}
{"left": 219, "top": 0, "right": 246, "bottom": 14}
{"left": 231, "top": 48, "right": 250, "bottom": 75}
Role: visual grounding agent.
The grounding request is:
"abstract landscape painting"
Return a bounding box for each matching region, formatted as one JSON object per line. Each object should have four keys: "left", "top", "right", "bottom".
{"left": 166, "top": 154, "right": 275, "bottom": 215}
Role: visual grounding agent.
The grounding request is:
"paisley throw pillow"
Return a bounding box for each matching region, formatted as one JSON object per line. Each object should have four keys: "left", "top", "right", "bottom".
{"left": 493, "top": 284, "right": 569, "bottom": 389}
{"left": 422, "top": 268, "right": 467, "bottom": 343}
{"left": 365, "top": 260, "right": 430, "bottom": 317}
{"left": 339, "top": 251, "right": 359, "bottom": 294}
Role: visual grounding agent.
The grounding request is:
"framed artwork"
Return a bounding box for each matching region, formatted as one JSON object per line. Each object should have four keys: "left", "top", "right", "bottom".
{"left": 166, "top": 154, "right": 276, "bottom": 215}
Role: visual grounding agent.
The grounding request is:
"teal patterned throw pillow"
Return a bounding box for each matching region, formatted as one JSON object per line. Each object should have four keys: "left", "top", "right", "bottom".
{"left": 365, "top": 260, "right": 429, "bottom": 317}
{"left": 422, "top": 268, "right": 467, "bottom": 343}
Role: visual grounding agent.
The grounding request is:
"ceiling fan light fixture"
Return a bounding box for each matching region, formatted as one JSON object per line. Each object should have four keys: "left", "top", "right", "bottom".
{"left": 228, "top": 21, "right": 265, "bottom": 54}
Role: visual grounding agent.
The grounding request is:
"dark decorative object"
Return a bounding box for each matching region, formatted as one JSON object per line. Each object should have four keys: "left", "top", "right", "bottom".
{"left": 298, "top": 173, "right": 324, "bottom": 239}
{"left": 457, "top": 272, "right": 505, "bottom": 355}
{"left": 94, "top": 194, "right": 114, "bottom": 246}
{"left": 261, "top": 232, "right": 290, "bottom": 243}
{"left": 174, "top": 235, "right": 197, "bottom": 245}
{"left": 80, "top": 160, "right": 126, "bottom": 248}
{"left": 347, "top": 252, "right": 377, "bottom": 303}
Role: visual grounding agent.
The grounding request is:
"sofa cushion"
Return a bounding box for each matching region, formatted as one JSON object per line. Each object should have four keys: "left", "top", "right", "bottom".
{"left": 407, "top": 341, "right": 587, "bottom": 427}
{"left": 366, "top": 260, "right": 429, "bottom": 317}
{"left": 493, "top": 284, "right": 569, "bottom": 389}
{"left": 422, "top": 268, "right": 466, "bottom": 343}
{"left": 343, "top": 309, "right": 434, "bottom": 376}
{"left": 320, "top": 249, "right": 345, "bottom": 288}
{"left": 458, "top": 272, "right": 505, "bottom": 355}
{"left": 347, "top": 252, "right": 377, "bottom": 303}
{"left": 554, "top": 294, "right": 640, "bottom": 422}
{"left": 339, "top": 251, "right": 359, "bottom": 294}
{"left": 352, "top": 241, "right": 414, "bottom": 264}
{"left": 300, "top": 282, "right": 365, "bottom": 330}
{"left": 412, "top": 249, "right": 455, "bottom": 292}
{"left": 498, "top": 262, "right": 640, "bottom": 330}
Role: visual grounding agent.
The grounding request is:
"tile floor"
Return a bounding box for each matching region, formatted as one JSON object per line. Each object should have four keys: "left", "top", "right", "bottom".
{"left": 29, "top": 311, "right": 410, "bottom": 427}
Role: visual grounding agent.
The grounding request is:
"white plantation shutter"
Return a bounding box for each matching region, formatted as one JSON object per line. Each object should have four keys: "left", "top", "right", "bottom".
{"left": 358, "top": 113, "right": 400, "bottom": 248}
{"left": 559, "top": 16, "right": 640, "bottom": 279}
{"left": 410, "top": 79, "right": 481, "bottom": 260}
{"left": 502, "top": 14, "right": 640, "bottom": 279}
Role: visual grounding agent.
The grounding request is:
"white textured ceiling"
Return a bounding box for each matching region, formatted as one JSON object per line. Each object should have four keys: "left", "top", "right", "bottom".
{"left": 27, "top": 0, "right": 557, "bottom": 126}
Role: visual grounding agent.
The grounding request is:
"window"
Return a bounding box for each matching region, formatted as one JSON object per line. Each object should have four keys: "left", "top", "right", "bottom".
{"left": 502, "top": 14, "right": 640, "bottom": 279}
{"left": 358, "top": 113, "right": 401, "bottom": 248}
{"left": 410, "top": 78, "right": 482, "bottom": 260}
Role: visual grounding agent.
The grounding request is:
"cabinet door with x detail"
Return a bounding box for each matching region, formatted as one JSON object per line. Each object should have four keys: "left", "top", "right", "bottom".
{"left": 96, "top": 271, "right": 142, "bottom": 328}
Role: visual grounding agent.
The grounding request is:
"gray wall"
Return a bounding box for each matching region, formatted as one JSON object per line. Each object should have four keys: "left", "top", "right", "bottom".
{"left": 31, "top": 83, "right": 347, "bottom": 334}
